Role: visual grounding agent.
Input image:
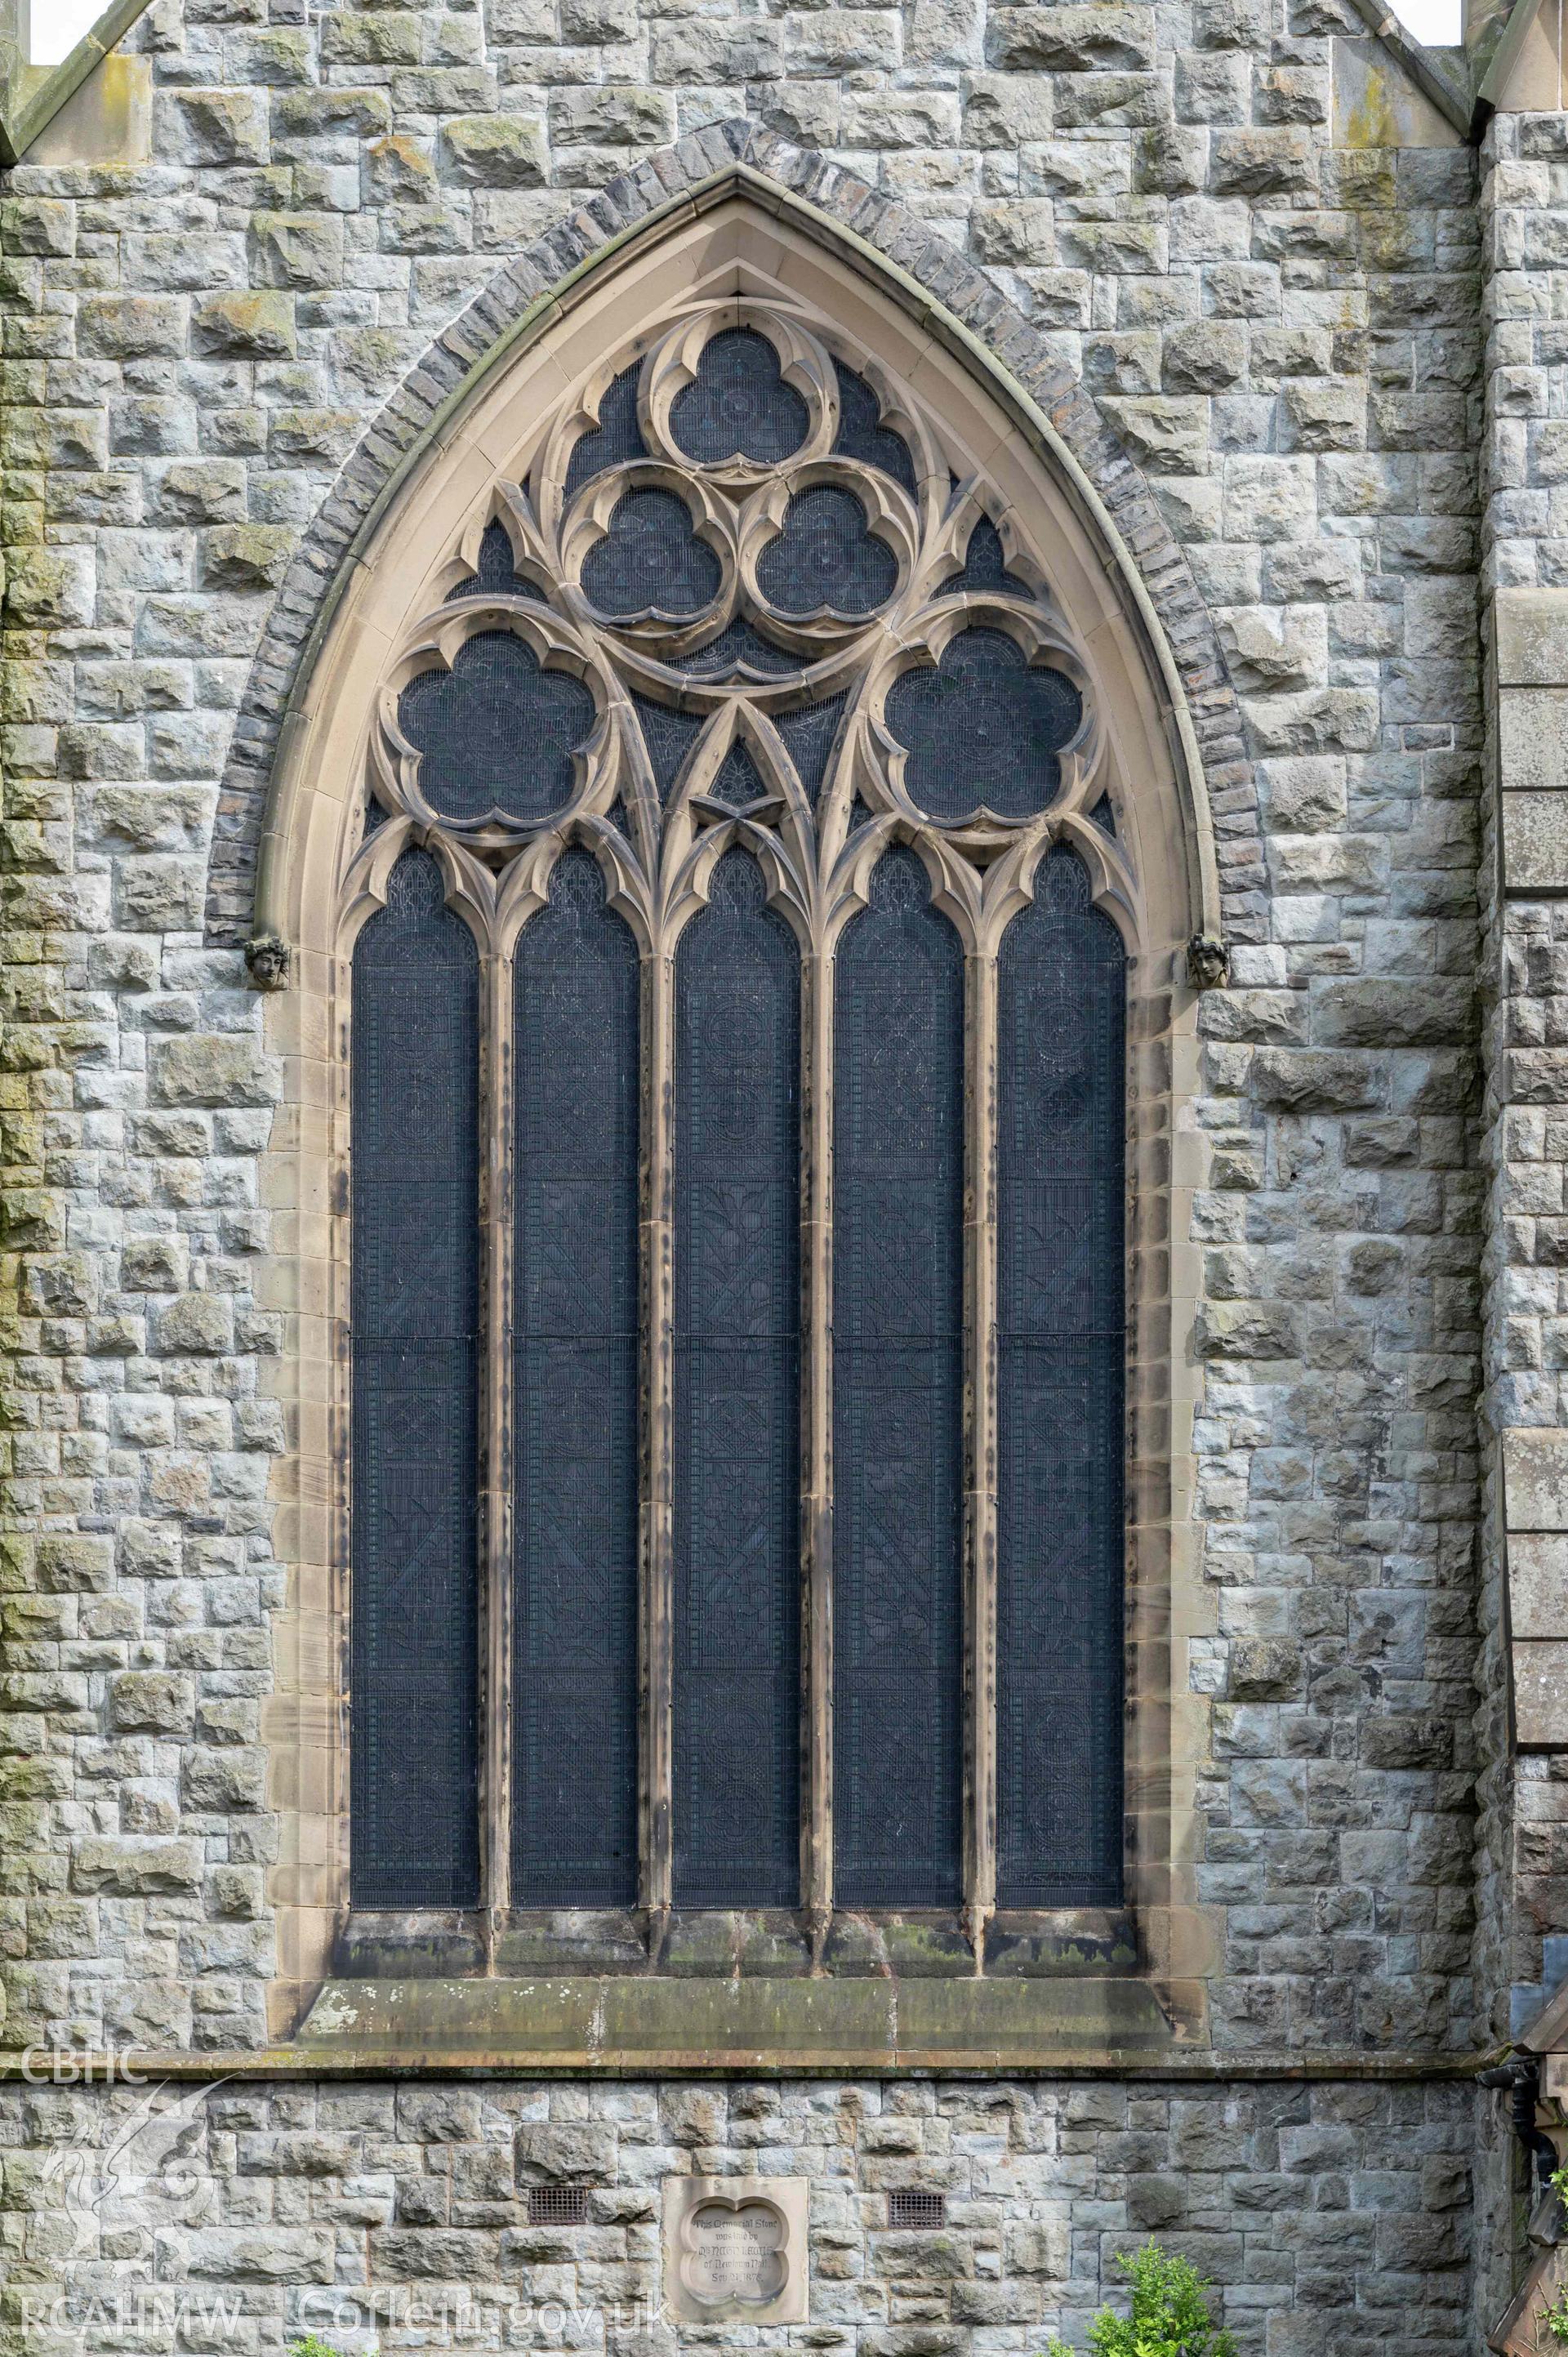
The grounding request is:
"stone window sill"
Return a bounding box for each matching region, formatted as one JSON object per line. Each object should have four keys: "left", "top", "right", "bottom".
{"left": 292, "top": 1962, "right": 1196, "bottom": 2073}
{"left": 273, "top": 1909, "right": 1200, "bottom": 2071}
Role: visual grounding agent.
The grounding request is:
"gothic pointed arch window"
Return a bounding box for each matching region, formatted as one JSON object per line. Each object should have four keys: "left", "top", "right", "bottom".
{"left": 338, "top": 283, "right": 1146, "bottom": 1945}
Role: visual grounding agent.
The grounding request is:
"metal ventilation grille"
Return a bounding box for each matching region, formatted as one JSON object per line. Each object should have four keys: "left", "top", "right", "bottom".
{"left": 528, "top": 2186, "right": 590, "bottom": 2226}
{"left": 889, "top": 2190, "right": 946, "bottom": 2230}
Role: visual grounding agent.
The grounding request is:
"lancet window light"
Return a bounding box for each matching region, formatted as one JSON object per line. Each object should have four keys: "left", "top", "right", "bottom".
{"left": 344, "top": 300, "right": 1134, "bottom": 1940}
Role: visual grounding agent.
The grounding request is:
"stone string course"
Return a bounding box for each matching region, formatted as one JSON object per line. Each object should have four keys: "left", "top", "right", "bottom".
{"left": 0, "top": 0, "right": 1512, "bottom": 2341}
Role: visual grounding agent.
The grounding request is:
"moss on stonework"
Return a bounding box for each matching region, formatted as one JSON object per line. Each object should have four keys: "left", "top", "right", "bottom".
{"left": 0, "top": 358, "right": 70, "bottom": 1983}
{"left": 289, "top": 1971, "right": 1185, "bottom": 2067}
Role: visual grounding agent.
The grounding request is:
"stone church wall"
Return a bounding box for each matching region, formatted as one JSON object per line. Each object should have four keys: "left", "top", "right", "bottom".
{"left": 0, "top": 0, "right": 1512, "bottom": 2345}
{"left": 0, "top": 2075, "right": 1477, "bottom": 2353}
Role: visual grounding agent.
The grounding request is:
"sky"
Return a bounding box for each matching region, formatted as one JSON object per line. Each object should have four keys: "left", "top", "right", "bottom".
{"left": 1388, "top": 0, "right": 1463, "bottom": 42}
{"left": 29, "top": 0, "right": 111, "bottom": 64}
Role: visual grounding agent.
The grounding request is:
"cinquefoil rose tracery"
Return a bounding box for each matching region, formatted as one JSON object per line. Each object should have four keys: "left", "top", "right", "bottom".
{"left": 357, "top": 301, "right": 1135, "bottom": 927}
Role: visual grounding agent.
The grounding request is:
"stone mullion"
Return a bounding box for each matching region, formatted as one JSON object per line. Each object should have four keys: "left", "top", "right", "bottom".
{"left": 801, "top": 936, "right": 834, "bottom": 1938}
{"left": 479, "top": 942, "right": 514, "bottom": 1930}
{"left": 641, "top": 942, "right": 676, "bottom": 1927}
{"left": 964, "top": 943, "right": 999, "bottom": 1955}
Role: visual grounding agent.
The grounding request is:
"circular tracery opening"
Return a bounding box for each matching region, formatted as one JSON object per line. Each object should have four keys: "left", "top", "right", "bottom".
{"left": 884, "top": 628, "right": 1083, "bottom": 823}
{"left": 756, "top": 485, "right": 897, "bottom": 619}
{"left": 399, "top": 633, "right": 595, "bottom": 825}
{"left": 369, "top": 301, "right": 1120, "bottom": 878}
{"left": 581, "top": 487, "right": 724, "bottom": 620}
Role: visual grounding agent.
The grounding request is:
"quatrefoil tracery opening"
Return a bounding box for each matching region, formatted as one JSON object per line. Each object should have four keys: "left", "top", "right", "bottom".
{"left": 363, "top": 300, "right": 1129, "bottom": 922}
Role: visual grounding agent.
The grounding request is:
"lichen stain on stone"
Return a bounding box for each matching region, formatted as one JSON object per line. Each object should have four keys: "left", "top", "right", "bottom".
{"left": 1342, "top": 61, "right": 1400, "bottom": 152}
{"left": 22, "top": 51, "right": 154, "bottom": 167}
{"left": 305, "top": 1985, "right": 361, "bottom": 2034}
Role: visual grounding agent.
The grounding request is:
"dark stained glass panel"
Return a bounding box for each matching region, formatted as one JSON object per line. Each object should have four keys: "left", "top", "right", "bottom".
{"left": 884, "top": 629, "right": 1082, "bottom": 823}
{"left": 757, "top": 486, "right": 897, "bottom": 618}
{"left": 449, "top": 518, "right": 544, "bottom": 604}
{"left": 706, "top": 740, "right": 768, "bottom": 813}
{"left": 938, "top": 515, "right": 1031, "bottom": 600}
{"left": 997, "top": 847, "right": 1125, "bottom": 1907}
{"left": 670, "top": 327, "right": 809, "bottom": 466}
{"left": 833, "top": 849, "right": 964, "bottom": 1906}
{"left": 564, "top": 362, "right": 648, "bottom": 501}
{"left": 581, "top": 488, "right": 721, "bottom": 620}
{"left": 350, "top": 849, "right": 481, "bottom": 1909}
{"left": 513, "top": 852, "right": 641, "bottom": 1906}
{"left": 773, "top": 693, "right": 847, "bottom": 806}
{"left": 671, "top": 618, "right": 804, "bottom": 681}
{"left": 673, "top": 851, "right": 801, "bottom": 1906}
{"left": 833, "top": 362, "right": 918, "bottom": 495}
{"left": 399, "top": 633, "right": 594, "bottom": 827}
{"left": 632, "top": 693, "right": 707, "bottom": 804}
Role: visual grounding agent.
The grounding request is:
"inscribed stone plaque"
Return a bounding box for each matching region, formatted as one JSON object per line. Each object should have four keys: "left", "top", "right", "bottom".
{"left": 662, "top": 2175, "right": 808, "bottom": 2324}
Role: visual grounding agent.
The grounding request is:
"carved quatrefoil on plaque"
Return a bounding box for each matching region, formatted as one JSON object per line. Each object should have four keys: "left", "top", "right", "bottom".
{"left": 662, "top": 2177, "right": 810, "bottom": 2326}
{"left": 357, "top": 299, "right": 1138, "bottom": 926}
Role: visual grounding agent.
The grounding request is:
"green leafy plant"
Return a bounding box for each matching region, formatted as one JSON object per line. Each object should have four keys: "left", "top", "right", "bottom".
{"left": 1533, "top": 2169, "right": 1568, "bottom": 2345}
{"left": 288, "top": 2340, "right": 351, "bottom": 2357}
{"left": 1539, "top": 2282, "right": 1568, "bottom": 2349}
{"left": 1043, "top": 2242, "right": 1238, "bottom": 2357}
{"left": 1538, "top": 2166, "right": 1568, "bottom": 2346}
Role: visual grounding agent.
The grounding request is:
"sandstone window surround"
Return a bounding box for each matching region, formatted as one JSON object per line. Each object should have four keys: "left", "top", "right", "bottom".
{"left": 256, "top": 194, "right": 1215, "bottom": 2062}
{"left": 348, "top": 296, "right": 1131, "bottom": 1931}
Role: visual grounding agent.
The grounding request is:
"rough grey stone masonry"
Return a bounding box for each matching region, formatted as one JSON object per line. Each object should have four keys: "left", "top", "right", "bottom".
{"left": 0, "top": 0, "right": 1485, "bottom": 2063}
{"left": 0, "top": 2075, "right": 1480, "bottom": 2357}
{"left": 197, "top": 117, "right": 1263, "bottom": 951}
{"left": 0, "top": 0, "right": 1517, "bottom": 2341}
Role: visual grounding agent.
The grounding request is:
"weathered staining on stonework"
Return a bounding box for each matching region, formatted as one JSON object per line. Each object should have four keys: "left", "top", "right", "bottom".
{"left": 0, "top": 2077, "right": 1478, "bottom": 2352}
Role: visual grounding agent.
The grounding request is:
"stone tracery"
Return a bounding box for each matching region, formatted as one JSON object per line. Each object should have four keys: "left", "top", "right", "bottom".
{"left": 354, "top": 296, "right": 1136, "bottom": 925}
{"left": 345, "top": 292, "right": 1137, "bottom": 1935}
